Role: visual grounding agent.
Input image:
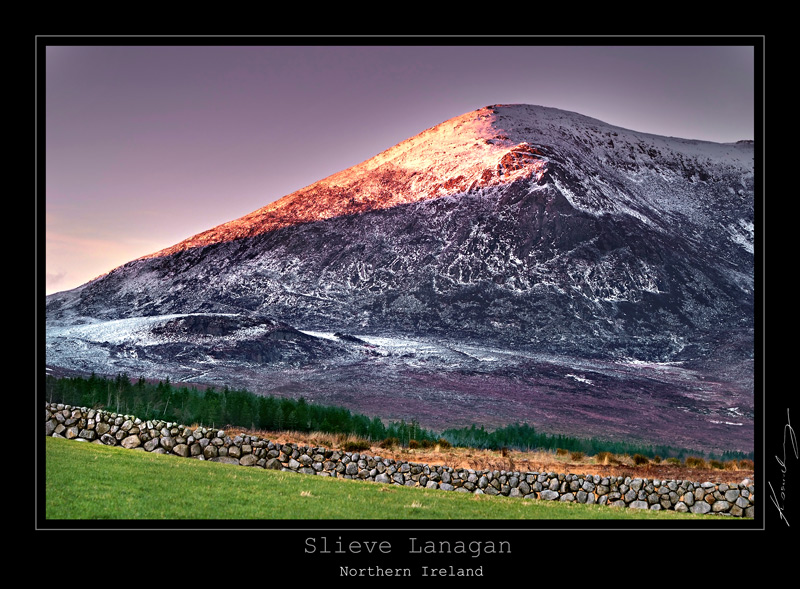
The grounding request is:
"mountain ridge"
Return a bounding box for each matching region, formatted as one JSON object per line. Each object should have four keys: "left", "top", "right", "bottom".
{"left": 134, "top": 104, "right": 753, "bottom": 262}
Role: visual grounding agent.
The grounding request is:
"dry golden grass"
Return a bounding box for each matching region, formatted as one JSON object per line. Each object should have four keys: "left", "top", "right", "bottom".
{"left": 221, "top": 427, "right": 754, "bottom": 484}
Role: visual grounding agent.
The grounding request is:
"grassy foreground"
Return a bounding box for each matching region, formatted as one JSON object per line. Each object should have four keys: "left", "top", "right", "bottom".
{"left": 44, "top": 436, "right": 710, "bottom": 521}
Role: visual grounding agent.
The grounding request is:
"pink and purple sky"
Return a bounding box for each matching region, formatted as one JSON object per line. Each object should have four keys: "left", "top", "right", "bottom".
{"left": 43, "top": 40, "right": 758, "bottom": 295}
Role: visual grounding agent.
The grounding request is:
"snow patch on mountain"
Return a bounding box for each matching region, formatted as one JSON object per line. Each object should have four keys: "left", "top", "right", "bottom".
{"left": 726, "top": 219, "right": 755, "bottom": 254}
{"left": 47, "top": 315, "right": 193, "bottom": 345}
{"left": 566, "top": 373, "right": 594, "bottom": 385}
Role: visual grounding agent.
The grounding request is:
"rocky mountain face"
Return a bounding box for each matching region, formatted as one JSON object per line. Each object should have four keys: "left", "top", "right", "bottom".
{"left": 45, "top": 105, "right": 756, "bottom": 453}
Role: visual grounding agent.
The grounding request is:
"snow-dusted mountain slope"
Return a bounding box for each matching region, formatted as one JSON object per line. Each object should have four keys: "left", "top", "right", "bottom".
{"left": 45, "top": 104, "right": 755, "bottom": 452}
{"left": 139, "top": 104, "right": 753, "bottom": 258}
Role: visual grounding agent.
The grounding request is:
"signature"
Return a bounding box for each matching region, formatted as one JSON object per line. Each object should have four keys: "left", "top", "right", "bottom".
{"left": 769, "top": 408, "right": 799, "bottom": 526}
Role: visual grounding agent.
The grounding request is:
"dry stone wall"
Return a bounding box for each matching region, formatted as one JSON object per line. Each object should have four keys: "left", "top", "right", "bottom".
{"left": 44, "top": 403, "right": 755, "bottom": 518}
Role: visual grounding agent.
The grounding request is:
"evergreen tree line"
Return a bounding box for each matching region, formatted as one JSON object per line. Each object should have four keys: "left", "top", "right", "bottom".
{"left": 439, "top": 422, "right": 753, "bottom": 462}
{"left": 44, "top": 373, "right": 752, "bottom": 461}
{"left": 44, "top": 373, "right": 433, "bottom": 444}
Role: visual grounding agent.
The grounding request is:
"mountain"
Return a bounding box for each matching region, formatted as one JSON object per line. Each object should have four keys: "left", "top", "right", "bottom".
{"left": 45, "top": 104, "right": 756, "bottom": 454}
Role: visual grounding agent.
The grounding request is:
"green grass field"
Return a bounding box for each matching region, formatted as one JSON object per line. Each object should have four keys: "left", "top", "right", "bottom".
{"left": 43, "top": 436, "right": 716, "bottom": 521}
